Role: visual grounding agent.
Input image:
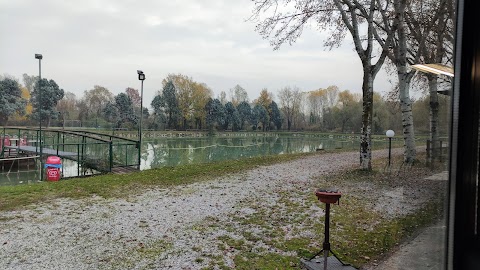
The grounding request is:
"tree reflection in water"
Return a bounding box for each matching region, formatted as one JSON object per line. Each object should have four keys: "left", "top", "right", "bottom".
{"left": 140, "top": 136, "right": 359, "bottom": 170}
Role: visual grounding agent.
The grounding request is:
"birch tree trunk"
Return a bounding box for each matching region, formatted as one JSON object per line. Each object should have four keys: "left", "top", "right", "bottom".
{"left": 394, "top": 0, "right": 416, "bottom": 164}
{"left": 360, "top": 72, "right": 374, "bottom": 170}
{"left": 398, "top": 70, "right": 416, "bottom": 164}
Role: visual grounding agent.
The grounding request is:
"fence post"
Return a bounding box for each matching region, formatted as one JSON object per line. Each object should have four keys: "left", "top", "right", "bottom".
{"left": 81, "top": 136, "right": 85, "bottom": 174}
{"left": 109, "top": 141, "right": 113, "bottom": 172}
{"left": 35, "top": 130, "right": 39, "bottom": 153}
{"left": 57, "top": 132, "right": 60, "bottom": 155}
{"left": 138, "top": 140, "right": 141, "bottom": 170}
{"left": 77, "top": 143, "right": 80, "bottom": 176}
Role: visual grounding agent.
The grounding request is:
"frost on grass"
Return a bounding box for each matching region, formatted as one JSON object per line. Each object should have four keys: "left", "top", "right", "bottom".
{"left": 0, "top": 148, "right": 444, "bottom": 270}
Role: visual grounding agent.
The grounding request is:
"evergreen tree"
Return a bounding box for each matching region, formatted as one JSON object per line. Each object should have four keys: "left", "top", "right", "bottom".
{"left": 250, "top": 105, "right": 259, "bottom": 130}
{"left": 237, "top": 101, "right": 251, "bottom": 130}
{"left": 103, "top": 102, "right": 119, "bottom": 125}
{"left": 254, "top": 104, "right": 269, "bottom": 131}
{"left": 224, "top": 102, "right": 240, "bottom": 131}
{"left": 268, "top": 101, "right": 282, "bottom": 130}
{"left": 151, "top": 95, "right": 167, "bottom": 129}
{"left": 31, "top": 78, "right": 64, "bottom": 127}
{"left": 0, "top": 77, "right": 25, "bottom": 125}
{"left": 205, "top": 98, "right": 225, "bottom": 131}
{"left": 251, "top": 104, "right": 269, "bottom": 131}
{"left": 114, "top": 93, "right": 136, "bottom": 127}
{"left": 162, "top": 81, "right": 180, "bottom": 129}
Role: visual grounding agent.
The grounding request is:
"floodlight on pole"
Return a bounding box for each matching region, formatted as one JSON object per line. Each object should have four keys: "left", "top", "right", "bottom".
{"left": 35, "top": 53, "right": 44, "bottom": 181}
{"left": 137, "top": 70, "right": 145, "bottom": 81}
{"left": 137, "top": 70, "right": 145, "bottom": 170}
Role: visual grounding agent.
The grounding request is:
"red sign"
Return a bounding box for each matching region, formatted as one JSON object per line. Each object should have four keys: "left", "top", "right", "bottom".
{"left": 46, "top": 168, "right": 60, "bottom": 181}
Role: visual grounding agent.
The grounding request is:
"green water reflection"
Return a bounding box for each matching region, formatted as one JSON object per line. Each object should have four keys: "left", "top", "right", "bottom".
{"left": 140, "top": 136, "right": 366, "bottom": 170}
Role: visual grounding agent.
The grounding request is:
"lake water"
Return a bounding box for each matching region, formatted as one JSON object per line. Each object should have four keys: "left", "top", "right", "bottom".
{"left": 139, "top": 136, "right": 358, "bottom": 169}
{"left": 0, "top": 135, "right": 391, "bottom": 186}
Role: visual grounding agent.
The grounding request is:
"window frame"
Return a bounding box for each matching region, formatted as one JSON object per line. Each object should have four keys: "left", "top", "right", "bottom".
{"left": 448, "top": 0, "right": 480, "bottom": 268}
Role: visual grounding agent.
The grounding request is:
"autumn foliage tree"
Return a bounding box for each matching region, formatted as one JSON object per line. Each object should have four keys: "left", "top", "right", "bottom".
{"left": 125, "top": 87, "right": 141, "bottom": 107}
{"left": 56, "top": 92, "right": 78, "bottom": 128}
{"left": 161, "top": 74, "right": 212, "bottom": 130}
{"left": 254, "top": 88, "right": 273, "bottom": 109}
{"left": 82, "top": 85, "right": 114, "bottom": 120}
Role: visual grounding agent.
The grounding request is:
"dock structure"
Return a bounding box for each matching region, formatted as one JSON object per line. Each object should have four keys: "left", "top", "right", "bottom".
{"left": 0, "top": 155, "right": 39, "bottom": 173}
{"left": 5, "top": 145, "right": 78, "bottom": 158}
{"left": 1, "top": 127, "right": 141, "bottom": 176}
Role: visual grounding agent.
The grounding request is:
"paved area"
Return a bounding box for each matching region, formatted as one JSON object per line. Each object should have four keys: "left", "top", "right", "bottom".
{"left": 366, "top": 171, "right": 448, "bottom": 270}
{"left": 301, "top": 256, "right": 357, "bottom": 270}
{"left": 424, "top": 171, "right": 448, "bottom": 181}
{"left": 366, "top": 223, "right": 446, "bottom": 270}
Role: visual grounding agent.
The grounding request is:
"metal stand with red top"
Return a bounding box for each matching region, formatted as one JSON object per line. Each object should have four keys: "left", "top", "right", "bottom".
{"left": 301, "top": 189, "right": 354, "bottom": 270}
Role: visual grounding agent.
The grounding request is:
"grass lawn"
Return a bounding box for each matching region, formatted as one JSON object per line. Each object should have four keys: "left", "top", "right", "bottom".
{"left": 0, "top": 151, "right": 318, "bottom": 212}
{"left": 0, "top": 150, "right": 446, "bottom": 269}
{"left": 194, "top": 153, "right": 446, "bottom": 269}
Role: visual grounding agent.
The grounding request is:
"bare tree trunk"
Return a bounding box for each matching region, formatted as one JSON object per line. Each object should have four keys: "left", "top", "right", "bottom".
{"left": 332, "top": 0, "right": 393, "bottom": 170}
{"left": 428, "top": 75, "right": 440, "bottom": 166}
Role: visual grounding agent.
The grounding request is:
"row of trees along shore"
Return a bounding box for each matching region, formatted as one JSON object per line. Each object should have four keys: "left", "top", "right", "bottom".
{"left": 1, "top": 73, "right": 448, "bottom": 137}
{"left": 250, "top": 0, "right": 454, "bottom": 169}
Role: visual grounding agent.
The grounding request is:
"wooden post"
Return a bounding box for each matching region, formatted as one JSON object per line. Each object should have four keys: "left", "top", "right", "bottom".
{"left": 439, "top": 140, "right": 443, "bottom": 162}
{"left": 426, "top": 139, "right": 431, "bottom": 166}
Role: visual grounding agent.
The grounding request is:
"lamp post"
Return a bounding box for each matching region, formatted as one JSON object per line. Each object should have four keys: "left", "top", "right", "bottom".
{"left": 35, "top": 53, "right": 43, "bottom": 181}
{"left": 386, "top": 130, "right": 395, "bottom": 167}
{"left": 137, "top": 70, "right": 145, "bottom": 170}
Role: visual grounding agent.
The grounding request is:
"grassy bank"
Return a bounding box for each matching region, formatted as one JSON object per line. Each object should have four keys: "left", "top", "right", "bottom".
{"left": 0, "top": 151, "right": 318, "bottom": 212}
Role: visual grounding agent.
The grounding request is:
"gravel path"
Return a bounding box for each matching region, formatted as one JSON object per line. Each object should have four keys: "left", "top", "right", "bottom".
{"left": 0, "top": 148, "right": 415, "bottom": 270}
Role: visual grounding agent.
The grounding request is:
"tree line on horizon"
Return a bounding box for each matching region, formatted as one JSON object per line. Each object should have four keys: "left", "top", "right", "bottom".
{"left": 0, "top": 72, "right": 448, "bottom": 137}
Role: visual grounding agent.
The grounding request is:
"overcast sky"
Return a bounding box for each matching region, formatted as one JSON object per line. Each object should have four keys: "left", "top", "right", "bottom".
{"left": 0, "top": 0, "right": 394, "bottom": 107}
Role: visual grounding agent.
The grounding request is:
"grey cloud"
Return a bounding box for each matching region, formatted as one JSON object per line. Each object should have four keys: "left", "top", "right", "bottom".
{"left": 0, "top": 0, "right": 393, "bottom": 106}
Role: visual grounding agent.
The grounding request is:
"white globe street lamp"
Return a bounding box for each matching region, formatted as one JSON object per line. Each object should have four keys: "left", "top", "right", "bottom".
{"left": 386, "top": 130, "right": 395, "bottom": 167}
